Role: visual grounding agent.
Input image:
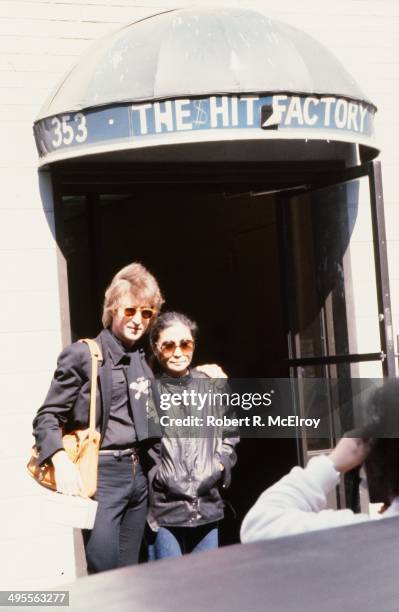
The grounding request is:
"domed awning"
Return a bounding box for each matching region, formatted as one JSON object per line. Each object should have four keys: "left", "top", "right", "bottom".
{"left": 34, "top": 7, "right": 378, "bottom": 167}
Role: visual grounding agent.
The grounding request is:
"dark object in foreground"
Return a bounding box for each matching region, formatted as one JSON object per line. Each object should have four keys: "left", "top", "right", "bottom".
{"left": 57, "top": 517, "right": 399, "bottom": 612}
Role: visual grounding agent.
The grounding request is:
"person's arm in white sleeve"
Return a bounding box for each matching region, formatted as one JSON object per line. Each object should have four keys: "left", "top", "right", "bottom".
{"left": 241, "top": 438, "right": 370, "bottom": 542}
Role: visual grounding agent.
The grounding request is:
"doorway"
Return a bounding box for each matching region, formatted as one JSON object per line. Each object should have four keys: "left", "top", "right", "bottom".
{"left": 53, "top": 175, "right": 299, "bottom": 543}
{"left": 50, "top": 159, "right": 393, "bottom": 543}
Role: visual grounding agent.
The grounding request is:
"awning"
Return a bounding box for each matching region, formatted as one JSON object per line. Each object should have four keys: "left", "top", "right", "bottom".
{"left": 34, "top": 7, "right": 378, "bottom": 167}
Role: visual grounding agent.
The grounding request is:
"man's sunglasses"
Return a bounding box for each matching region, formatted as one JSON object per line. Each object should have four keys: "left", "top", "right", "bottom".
{"left": 123, "top": 306, "right": 155, "bottom": 320}
{"left": 158, "top": 339, "right": 195, "bottom": 358}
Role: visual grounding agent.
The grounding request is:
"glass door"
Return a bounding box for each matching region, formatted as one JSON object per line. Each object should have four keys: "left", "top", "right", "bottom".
{"left": 280, "top": 160, "right": 394, "bottom": 509}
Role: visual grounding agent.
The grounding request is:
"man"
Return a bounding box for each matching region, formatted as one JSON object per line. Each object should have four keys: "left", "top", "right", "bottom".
{"left": 33, "top": 262, "right": 224, "bottom": 573}
{"left": 33, "top": 262, "right": 163, "bottom": 572}
{"left": 241, "top": 381, "right": 399, "bottom": 543}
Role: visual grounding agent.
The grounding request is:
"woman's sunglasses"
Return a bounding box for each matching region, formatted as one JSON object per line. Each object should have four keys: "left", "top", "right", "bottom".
{"left": 158, "top": 339, "right": 195, "bottom": 358}
{"left": 123, "top": 306, "right": 155, "bottom": 320}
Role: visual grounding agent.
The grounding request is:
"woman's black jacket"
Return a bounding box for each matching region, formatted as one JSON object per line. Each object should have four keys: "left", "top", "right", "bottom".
{"left": 148, "top": 369, "right": 239, "bottom": 529}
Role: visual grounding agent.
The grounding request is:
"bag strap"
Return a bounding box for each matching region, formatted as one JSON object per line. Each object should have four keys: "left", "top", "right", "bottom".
{"left": 79, "top": 339, "right": 103, "bottom": 435}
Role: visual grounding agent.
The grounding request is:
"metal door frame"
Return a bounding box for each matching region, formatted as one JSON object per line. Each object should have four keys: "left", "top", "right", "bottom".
{"left": 282, "top": 160, "right": 394, "bottom": 378}
{"left": 278, "top": 159, "right": 395, "bottom": 497}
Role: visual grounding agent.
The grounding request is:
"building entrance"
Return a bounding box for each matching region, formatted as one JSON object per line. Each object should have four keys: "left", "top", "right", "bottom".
{"left": 53, "top": 166, "right": 299, "bottom": 543}
{"left": 51, "top": 159, "right": 393, "bottom": 543}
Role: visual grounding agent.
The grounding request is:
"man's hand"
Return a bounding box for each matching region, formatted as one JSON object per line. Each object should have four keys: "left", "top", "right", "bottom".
{"left": 196, "top": 364, "right": 227, "bottom": 378}
{"left": 329, "top": 438, "right": 370, "bottom": 474}
{"left": 51, "top": 450, "right": 84, "bottom": 496}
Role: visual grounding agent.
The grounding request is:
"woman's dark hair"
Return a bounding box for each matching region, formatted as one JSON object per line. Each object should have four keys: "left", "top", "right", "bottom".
{"left": 363, "top": 380, "right": 399, "bottom": 503}
{"left": 149, "top": 311, "right": 198, "bottom": 350}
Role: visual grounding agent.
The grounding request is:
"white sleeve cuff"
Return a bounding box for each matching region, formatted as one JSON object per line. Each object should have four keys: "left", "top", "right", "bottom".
{"left": 306, "top": 455, "right": 340, "bottom": 495}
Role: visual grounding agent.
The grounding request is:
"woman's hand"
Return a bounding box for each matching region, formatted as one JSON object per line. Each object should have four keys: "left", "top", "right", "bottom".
{"left": 51, "top": 450, "right": 84, "bottom": 496}
{"left": 196, "top": 364, "right": 227, "bottom": 378}
{"left": 329, "top": 438, "right": 370, "bottom": 474}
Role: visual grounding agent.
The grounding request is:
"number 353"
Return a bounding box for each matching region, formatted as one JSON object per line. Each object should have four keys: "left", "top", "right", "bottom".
{"left": 51, "top": 113, "right": 88, "bottom": 148}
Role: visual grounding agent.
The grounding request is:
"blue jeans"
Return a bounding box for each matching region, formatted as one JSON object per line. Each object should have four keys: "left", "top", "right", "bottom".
{"left": 148, "top": 523, "right": 219, "bottom": 560}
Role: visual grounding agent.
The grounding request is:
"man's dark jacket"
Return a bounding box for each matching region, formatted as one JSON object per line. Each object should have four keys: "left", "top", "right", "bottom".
{"left": 33, "top": 329, "right": 157, "bottom": 465}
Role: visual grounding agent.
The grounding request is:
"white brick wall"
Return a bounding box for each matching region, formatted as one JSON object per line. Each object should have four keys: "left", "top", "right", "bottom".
{"left": 0, "top": 0, "right": 175, "bottom": 590}
{"left": 1, "top": 0, "right": 398, "bottom": 589}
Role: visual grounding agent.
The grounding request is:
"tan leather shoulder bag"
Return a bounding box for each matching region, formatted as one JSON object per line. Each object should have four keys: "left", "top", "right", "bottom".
{"left": 27, "top": 338, "right": 103, "bottom": 498}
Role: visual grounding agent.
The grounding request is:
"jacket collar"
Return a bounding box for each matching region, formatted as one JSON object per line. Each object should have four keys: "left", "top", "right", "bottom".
{"left": 102, "top": 328, "right": 136, "bottom": 365}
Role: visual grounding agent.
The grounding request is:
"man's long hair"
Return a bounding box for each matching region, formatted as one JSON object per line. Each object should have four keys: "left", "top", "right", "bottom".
{"left": 102, "top": 262, "right": 164, "bottom": 328}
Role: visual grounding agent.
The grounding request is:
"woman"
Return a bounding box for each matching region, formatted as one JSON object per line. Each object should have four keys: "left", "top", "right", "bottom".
{"left": 147, "top": 311, "right": 239, "bottom": 559}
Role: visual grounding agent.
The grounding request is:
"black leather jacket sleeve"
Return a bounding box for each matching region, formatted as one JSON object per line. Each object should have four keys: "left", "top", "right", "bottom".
{"left": 220, "top": 436, "right": 239, "bottom": 489}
